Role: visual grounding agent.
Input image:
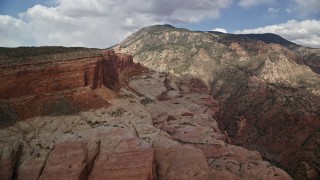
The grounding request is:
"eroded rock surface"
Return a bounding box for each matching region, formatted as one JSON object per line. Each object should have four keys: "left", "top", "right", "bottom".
{"left": 0, "top": 69, "right": 292, "bottom": 180}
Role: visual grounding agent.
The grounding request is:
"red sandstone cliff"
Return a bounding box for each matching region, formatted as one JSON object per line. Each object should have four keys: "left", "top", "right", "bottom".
{"left": 0, "top": 49, "right": 143, "bottom": 122}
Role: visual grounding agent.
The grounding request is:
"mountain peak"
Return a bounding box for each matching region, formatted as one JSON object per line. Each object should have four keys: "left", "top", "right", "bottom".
{"left": 162, "top": 24, "right": 176, "bottom": 28}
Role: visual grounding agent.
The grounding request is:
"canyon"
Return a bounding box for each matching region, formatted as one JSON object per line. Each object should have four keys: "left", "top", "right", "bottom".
{"left": 0, "top": 24, "right": 319, "bottom": 180}
{"left": 0, "top": 47, "right": 293, "bottom": 179}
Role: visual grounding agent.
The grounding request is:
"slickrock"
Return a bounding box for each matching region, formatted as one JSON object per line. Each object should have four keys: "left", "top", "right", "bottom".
{"left": 40, "top": 137, "right": 89, "bottom": 180}
{"left": 166, "top": 144, "right": 210, "bottom": 180}
{"left": 0, "top": 67, "right": 292, "bottom": 179}
{"left": 0, "top": 143, "right": 23, "bottom": 180}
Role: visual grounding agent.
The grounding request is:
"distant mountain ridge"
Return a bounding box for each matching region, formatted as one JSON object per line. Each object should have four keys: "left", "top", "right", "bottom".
{"left": 117, "top": 24, "right": 320, "bottom": 74}
{"left": 149, "top": 24, "right": 298, "bottom": 47}
{"left": 115, "top": 24, "right": 320, "bottom": 179}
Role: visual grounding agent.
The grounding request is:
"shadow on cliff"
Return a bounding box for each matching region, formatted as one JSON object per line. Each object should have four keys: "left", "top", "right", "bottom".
{"left": 0, "top": 50, "right": 147, "bottom": 128}
{"left": 209, "top": 69, "right": 320, "bottom": 179}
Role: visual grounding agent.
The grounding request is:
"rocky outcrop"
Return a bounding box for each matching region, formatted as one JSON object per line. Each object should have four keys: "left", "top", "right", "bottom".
{"left": 217, "top": 77, "right": 320, "bottom": 180}
{"left": 115, "top": 25, "right": 320, "bottom": 179}
{"left": 290, "top": 46, "right": 320, "bottom": 74}
{"left": 0, "top": 49, "right": 143, "bottom": 124}
{"left": 0, "top": 66, "right": 292, "bottom": 179}
{"left": 223, "top": 33, "right": 320, "bottom": 74}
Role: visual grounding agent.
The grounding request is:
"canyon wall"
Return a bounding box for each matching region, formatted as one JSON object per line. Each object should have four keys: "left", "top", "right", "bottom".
{"left": 0, "top": 50, "right": 141, "bottom": 124}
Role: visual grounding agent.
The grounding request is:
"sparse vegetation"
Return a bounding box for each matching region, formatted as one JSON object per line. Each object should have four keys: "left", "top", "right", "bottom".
{"left": 140, "top": 97, "right": 154, "bottom": 106}
{"left": 107, "top": 108, "right": 126, "bottom": 117}
{"left": 0, "top": 46, "right": 102, "bottom": 66}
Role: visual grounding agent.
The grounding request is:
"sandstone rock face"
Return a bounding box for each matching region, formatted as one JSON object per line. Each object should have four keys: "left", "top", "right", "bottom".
{"left": 115, "top": 25, "right": 320, "bottom": 179}
{"left": 0, "top": 61, "right": 292, "bottom": 180}
{"left": 0, "top": 49, "right": 143, "bottom": 124}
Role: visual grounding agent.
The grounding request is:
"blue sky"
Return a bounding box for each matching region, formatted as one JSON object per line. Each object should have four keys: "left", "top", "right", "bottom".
{"left": 0, "top": 0, "right": 319, "bottom": 48}
{"left": 0, "top": 0, "right": 57, "bottom": 16}
{"left": 183, "top": 1, "right": 319, "bottom": 32}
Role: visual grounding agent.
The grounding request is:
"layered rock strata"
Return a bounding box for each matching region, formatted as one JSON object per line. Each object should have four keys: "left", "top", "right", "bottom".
{"left": 0, "top": 50, "right": 142, "bottom": 124}
{"left": 0, "top": 63, "right": 292, "bottom": 179}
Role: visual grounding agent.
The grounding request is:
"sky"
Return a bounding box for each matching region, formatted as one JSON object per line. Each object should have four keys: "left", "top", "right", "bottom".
{"left": 0, "top": 0, "right": 319, "bottom": 48}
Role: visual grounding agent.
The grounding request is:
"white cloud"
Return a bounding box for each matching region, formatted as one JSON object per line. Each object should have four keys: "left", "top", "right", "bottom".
{"left": 234, "top": 19, "right": 320, "bottom": 48}
{"left": 212, "top": 28, "right": 227, "bottom": 33}
{"left": 0, "top": 0, "right": 231, "bottom": 48}
{"left": 267, "top": 7, "right": 279, "bottom": 14}
{"left": 238, "top": 0, "right": 275, "bottom": 8}
{"left": 266, "top": 7, "right": 279, "bottom": 17}
{"left": 294, "top": 35, "right": 320, "bottom": 47}
{"left": 0, "top": 15, "right": 31, "bottom": 47}
{"left": 285, "top": 8, "right": 292, "bottom": 14}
